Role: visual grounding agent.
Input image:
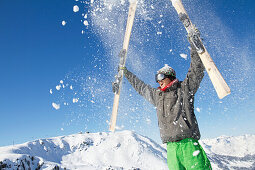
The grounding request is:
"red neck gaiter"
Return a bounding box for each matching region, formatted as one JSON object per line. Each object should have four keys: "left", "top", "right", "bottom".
{"left": 160, "top": 79, "right": 178, "bottom": 91}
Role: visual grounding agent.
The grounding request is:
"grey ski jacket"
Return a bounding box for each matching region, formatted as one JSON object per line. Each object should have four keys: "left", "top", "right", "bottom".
{"left": 124, "top": 49, "right": 205, "bottom": 143}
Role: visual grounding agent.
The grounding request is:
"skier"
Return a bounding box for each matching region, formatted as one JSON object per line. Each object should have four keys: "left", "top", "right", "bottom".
{"left": 117, "top": 40, "right": 212, "bottom": 169}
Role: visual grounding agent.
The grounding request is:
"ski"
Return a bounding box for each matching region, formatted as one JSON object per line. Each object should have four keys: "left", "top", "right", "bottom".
{"left": 109, "top": 0, "right": 137, "bottom": 132}
{"left": 170, "top": 0, "right": 231, "bottom": 99}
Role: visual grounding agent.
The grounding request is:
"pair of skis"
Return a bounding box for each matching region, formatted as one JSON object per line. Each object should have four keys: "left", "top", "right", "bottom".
{"left": 109, "top": 0, "right": 231, "bottom": 132}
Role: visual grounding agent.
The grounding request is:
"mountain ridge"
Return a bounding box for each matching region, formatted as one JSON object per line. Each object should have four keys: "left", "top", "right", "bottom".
{"left": 0, "top": 131, "right": 254, "bottom": 170}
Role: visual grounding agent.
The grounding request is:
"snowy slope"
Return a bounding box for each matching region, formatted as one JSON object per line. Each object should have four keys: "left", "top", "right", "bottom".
{"left": 200, "top": 135, "right": 255, "bottom": 170}
{"left": 0, "top": 131, "right": 254, "bottom": 170}
{"left": 0, "top": 131, "right": 167, "bottom": 170}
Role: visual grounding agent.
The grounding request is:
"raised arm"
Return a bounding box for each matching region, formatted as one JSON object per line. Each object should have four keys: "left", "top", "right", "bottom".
{"left": 124, "top": 69, "right": 157, "bottom": 106}
{"left": 183, "top": 45, "right": 205, "bottom": 94}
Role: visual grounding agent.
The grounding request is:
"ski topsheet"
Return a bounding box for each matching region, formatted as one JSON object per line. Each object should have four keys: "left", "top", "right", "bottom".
{"left": 170, "top": 0, "right": 231, "bottom": 99}
{"left": 109, "top": 0, "right": 137, "bottom": 132}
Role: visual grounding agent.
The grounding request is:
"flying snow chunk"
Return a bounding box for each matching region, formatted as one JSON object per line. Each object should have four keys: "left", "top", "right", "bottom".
{"left": 50, "top": 89, "right": 53, "bottom": 94}
{"left": 73, "top": 5, "right": 79, "bottom": 13}
{"left": 62, "top": 21, "right": 66, "bottom": 26}
{"left": 73, "top": 98, "right": 79, "bottom": 103}
{"left": 121, "top": 0, "right": 125, "bottom": 5}
{"left": 83, "top": 20, "right": 89, "bottom": 26}
{"left": 180, "top": 53, "right": 187, "bottom": 60}
{"left": 196, "top": 107, "right": 201, "bottom": 112}
{"left": 60, "top": 80, "right": 64, "bottom": 84}
{"left": 157, "top": 32, "right": 162, "bottom": 35}
{"left": 193, "top": 150, "right": 200, "bottom": 156}
{"left": 52, "top": 103, "right": 60, "bottom": 110}
{"left": 56, "top": 85, "right": 61, "bottom": 90}
{"left": 70, "top": 85, "right": 73, "bottom": 90}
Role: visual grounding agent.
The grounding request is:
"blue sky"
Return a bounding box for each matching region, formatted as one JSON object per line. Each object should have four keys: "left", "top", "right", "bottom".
{"left": 0, "top": 0, "right": 255, "bottom": 147}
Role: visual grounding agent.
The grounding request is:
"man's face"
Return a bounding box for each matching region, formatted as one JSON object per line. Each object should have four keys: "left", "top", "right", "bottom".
{"left": 158, "top": 78, "right": 171, "bottom": 89}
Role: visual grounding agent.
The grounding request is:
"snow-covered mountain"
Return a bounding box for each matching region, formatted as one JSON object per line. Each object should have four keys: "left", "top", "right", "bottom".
{"left": 0, "top": 131, "right": 254, "bottom": 170}
{"left": 200, "top": 135, "right": 255, "bottom": 170}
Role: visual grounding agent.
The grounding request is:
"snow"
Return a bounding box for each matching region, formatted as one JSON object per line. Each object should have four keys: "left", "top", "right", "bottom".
{"left": 73, "top": 5, "right": 79, "bottom": 13}
{"left": 49, "top": 89, "right": 53, "bottom": 94}
{"left": 0, "top": 131, "right": 168, "bottom": 170}
{"left": 52, "top": 102, "right": 60, "bottom": 110}
{"left": 180, "top": 53, "right": 187, "bottom": 60}
{"left": 83, "top": 20, "right": 89, "bottom": 26}
{"left": 193, "top": 150, "right": 200, "bottom": 156}
{"left": 61, "top": 21, "right": 66, "bottom": 26}
{"left": 196, "top": 107, "right": 201, "bottom": 112}
{"left": 0, "top": 131, "right": 254, "bottom": 170}
{"left": 157, "top": 64, "right": 175, "bottom": 74}
{"left": 56, "top": 85, "right": 61, "bottom": 90}
{"left": 49, "top": 2, "right": 254, "bottom": 169}
{"left": 200, "top": 134, "right": 255, "bottom": 157}
{"left": 72, "top": 98, "right": 79, "bottom": 103}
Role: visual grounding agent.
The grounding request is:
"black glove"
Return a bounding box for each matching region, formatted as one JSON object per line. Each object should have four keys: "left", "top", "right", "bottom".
{"left": 187, "top": 27, "right": 204, "bottom": 54}
{"left": 112, "top": 81, "right": 119, "bottom": 94}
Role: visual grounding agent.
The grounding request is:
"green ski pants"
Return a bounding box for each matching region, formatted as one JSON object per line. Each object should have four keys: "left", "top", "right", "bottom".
{"left": 167, "top": 138, "right": 212, "bottom": 170}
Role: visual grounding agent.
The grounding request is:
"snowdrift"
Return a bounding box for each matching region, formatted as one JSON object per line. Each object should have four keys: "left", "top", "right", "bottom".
{"left": 0, "top": 131, "right": 254, "bottom": 170}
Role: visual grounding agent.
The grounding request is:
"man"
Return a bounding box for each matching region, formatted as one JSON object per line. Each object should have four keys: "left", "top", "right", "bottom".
{"left": 119, "top": 42, "right": 212, "bottom": 169}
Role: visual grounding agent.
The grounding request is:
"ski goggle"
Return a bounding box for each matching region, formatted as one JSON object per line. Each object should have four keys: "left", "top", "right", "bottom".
{"left": 155, "top": 73, "right": 167, "bottom": 82}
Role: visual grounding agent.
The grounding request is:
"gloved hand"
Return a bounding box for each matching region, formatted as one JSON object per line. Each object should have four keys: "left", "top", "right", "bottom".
{"left": 188, "top": 35, "right": 197, "bottom": 51}
{"left": 187, "top": 28, "right": 197, "bottom": 49}
{"left": 187, "top": 26, "right": 205, "bottom": 53}
{"left": 112, "top": 81, "right": 119, "bottom": 94}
